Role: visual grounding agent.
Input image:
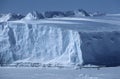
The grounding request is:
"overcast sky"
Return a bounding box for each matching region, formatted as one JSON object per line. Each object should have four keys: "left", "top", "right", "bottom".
{"left": 0, "top": 0, "right": 120, "bottom": 14}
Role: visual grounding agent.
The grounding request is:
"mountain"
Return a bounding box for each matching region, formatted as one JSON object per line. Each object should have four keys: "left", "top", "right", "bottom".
{"left": 74, "top": 9, "right": 90, "bottom": 16}
{"left": 23, "top": 11, "right": 44, "bottom": 20}
{"left": 0, "top": 13, "right": 24, "bottom": 22}
{"left": 44, "top": 11, "right": 65, "bottom": 18}
{"left": 43, "top": 9, "right": 90, "bottom": 18}
{"left": 64, "top": 11, "right": 75, "bottom": 17}
{"left": 90, "top": 12, "right": 106, "bottom": 16}
{"left": 64, "top": 9, "right": 90, "bottom": 17}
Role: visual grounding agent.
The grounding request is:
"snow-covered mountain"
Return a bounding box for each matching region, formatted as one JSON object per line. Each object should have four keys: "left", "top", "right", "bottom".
{"left": 0, "top": 13, "right": 24, "bottom": 22}
{"left": 23, "top": 11, "right": 44, "bottom": 20}
{"left": 44, "top": 11, "right": 65, "bottom": 18}
{"left": 43, "top": 9, "right": 90, "bottom": 18}
{"left": 0, "top": 10, "right": 120, "bottom": 67}
{"left": 0, "top": 9, "right": 106, "bottom": 22}
{"left": 90, "top": 12, "right": 106, "bottom": 17}
{"left": 74, "top": 9, "right": 90, "bottom": 17}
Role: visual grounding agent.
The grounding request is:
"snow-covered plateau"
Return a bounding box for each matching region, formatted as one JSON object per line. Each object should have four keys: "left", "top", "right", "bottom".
{"left": 0, "top": 10, "right": 120, "bottom": 67}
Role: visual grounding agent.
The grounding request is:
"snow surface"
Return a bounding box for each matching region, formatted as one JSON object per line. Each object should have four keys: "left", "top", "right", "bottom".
{"left": 0, "top": 67, "right": 120, "bottom": 79}
{"left": 1, "top": 15, "right": 120, "bottom": 67}
{"left": 51, "top": 17, "right": 120, "bottom": 25}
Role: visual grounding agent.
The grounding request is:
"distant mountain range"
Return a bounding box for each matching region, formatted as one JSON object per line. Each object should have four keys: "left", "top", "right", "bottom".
{"left": 0, "top": 9, "right": 106, "bottom": 22}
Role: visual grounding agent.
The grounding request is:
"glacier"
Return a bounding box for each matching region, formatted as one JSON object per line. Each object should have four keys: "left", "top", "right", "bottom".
{"left": 0, "top": 14, "right": 120, "bottom": 67}
{"left": 0, "top": 21, "right": 83, "bottom": 66}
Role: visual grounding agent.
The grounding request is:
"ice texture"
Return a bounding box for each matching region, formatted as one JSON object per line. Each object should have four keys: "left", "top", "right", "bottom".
{"left": 0, "top": 22, "right": 83, "bottom": 66}
{"left": 80, "top": 32, "right": 120, "bottom": 66}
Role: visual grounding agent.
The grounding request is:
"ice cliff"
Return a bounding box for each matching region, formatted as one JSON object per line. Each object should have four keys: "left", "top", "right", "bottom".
{"left": 0, "top": 22, "right": 83, "bottom": 66}
{"left": 80, "top": 32, "right": 120, "bottom": 67}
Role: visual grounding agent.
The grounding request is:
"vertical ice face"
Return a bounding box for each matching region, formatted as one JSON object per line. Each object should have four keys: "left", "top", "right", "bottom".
{"left": 80, "top": 32, "right": 120, "bottom": 66}
{"left": 0, "top": 22, "right": 83, "bottom": 66}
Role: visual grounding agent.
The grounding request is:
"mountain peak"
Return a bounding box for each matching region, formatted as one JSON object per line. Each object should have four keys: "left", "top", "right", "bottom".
{"left": 0, "top": 13, "right": 24, "bottom": 22}
{"left": 23, "top": 11, "right": 44, "bottom": 20}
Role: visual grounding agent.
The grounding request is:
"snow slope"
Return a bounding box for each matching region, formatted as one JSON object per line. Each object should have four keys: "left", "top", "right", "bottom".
{"left": 0, "top": 15, "right": 120, "bottom": 67}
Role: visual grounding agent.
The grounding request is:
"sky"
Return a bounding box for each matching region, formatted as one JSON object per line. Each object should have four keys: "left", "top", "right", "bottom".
{"left": 0, "top": 0, "right": 120, "bottom": 14}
